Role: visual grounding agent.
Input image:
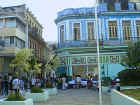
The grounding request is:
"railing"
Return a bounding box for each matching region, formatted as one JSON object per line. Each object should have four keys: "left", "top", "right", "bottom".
{"left": 57, "top": 37, "right": 140, "bottom": 49}
{"left": 57, "top": 40, "right": 103, "bottom": 48}
{"left": 28, "top": 26, "right": 46, "bottom": 45}
{"left": 57, "top": 8, "right": 95, "bottom": 17}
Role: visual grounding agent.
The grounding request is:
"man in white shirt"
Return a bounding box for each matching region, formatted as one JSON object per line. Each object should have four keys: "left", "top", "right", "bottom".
{"left": 76, "top": 75, "right": 81, "bottom": 88}
{"left": 12, "top": 77, "right": 20, "bottom": 94}
{"left": 31, "top": 78, "right": 36, "bottom": 87}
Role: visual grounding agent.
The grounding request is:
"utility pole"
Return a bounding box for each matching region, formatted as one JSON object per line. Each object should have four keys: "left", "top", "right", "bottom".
{"left": 95, "top": 0, "right": 103, "bottom": 105}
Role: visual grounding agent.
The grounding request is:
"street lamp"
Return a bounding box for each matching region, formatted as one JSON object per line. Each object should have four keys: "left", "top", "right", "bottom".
{"left": 95, "top": 0, "right": 103, "bottom": 105}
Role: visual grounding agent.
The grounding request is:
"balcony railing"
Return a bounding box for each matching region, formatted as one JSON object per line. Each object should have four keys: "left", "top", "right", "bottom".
{"left": 57, "top": 40, "right": 103, "bottom": 48}
{"left": 28, "top": 26, "right": 46, "bottom": 45}
{"left": 57, "top": 37, "right": 140, "bottom": 49}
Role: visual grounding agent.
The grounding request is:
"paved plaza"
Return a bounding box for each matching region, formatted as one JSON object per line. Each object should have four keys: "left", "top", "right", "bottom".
{"left": 35, "top": 88, "right": 111, "bottom": 105}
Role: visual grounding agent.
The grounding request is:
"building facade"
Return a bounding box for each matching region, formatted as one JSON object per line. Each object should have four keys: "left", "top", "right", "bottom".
{"left": 25, "top": 9, "right": 47, "bottom": 63}
{"left": 55, "top": 1, "right": 140, "bottom": 78}
{"left": 0, "top": 5, "right": 47, "bottom": 75}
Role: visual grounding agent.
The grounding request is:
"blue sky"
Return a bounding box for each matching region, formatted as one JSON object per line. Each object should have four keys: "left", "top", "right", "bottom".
{"left": 0, "top": 0, "right": 95, "bottom": 42}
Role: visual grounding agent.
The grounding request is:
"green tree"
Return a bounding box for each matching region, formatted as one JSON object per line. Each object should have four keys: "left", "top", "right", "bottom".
{"left": 29, "top": 57, "right": 42, "bottom": 75}
{"left": 121, "top": 41, "right": 140, "bottom": 70}
{"left": 45, "top": 56, "right": 59, "bottom": 73}
{"left": 9, "top": 48, "right": 33, "bottom": 77}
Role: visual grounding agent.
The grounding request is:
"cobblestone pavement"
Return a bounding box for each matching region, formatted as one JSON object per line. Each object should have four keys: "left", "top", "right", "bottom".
{"left": 35, "top": 88, "right": 111, "bottom": 105}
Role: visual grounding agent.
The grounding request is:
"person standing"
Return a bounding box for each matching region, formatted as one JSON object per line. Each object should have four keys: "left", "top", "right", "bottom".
{"left": 9, "top": 77, "right": 14, "bottom": 93}
{"left": 115, "top": 77, "right": 120, "bottom": 91}
{"left": 2, "top": 76, "right": 9, "bottom": 96}
{"left": 62, "top": 75, "right": 66, "bottom": 90}
{"left": 19, "top": 78, "right": 24, "bottom": 96}
{"left": 12, "top": 77, "right": 20, "bottom": 94}
{"left": 76, "top": 75, "right": 81, "bottom": 88}
{"left": 0, "top": 77, "right": 2, "bottom": 96}
{"left": 31, "top": 77, "right": 36, "bottom": 87}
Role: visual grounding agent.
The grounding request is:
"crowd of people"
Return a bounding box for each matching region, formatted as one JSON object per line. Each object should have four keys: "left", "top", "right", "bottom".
{"left": 0, "top": 72, "right": 121, "bottom": 97}
{"left": 0, "top": 75, "right": 53, "bottom": 97}
{"left": 0, "top": 76, "right": 25, "bottom": 96}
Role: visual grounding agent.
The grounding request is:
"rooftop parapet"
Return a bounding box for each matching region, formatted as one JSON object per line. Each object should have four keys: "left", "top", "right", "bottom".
{"left": 56, "top": 2, "right": 137, "bottom": 20}
{"left": 57, "top": 8, "right": 96, "bottom": 18}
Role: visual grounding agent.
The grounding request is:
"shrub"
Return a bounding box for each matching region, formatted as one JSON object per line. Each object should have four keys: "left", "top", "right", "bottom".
{"left": 46, "top": 82, "right": 53, "bottom": 88}
{"left": 31, "top": 86, "right": 43, "bottom": 93}
{"left": 118, "top": 69, "right": 140, "bottom": 86}
{"left": 7, "top": 93, "right": 25, "bottom": 101}
{"left": 66, "top": 76, "right": 72, "bottom": 82}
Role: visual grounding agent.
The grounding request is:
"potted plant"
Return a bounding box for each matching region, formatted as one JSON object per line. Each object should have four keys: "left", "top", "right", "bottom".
{"left": 0, "top": 48, "right": 34, "bottom": 105}
{"left": 45, "top": 81, "right": 58, "bottom": 96}
{"left": 0, "top": 93, "right": 33, "bottom": 105}
{"left": 44, "top": 56, "right": 59, "bottom": 95}
{"left": 25, "top": 86, "right": 49, "bottom": 102}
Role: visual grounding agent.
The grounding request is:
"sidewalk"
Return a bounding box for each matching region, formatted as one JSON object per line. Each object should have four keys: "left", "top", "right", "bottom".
{"left": 121, "top": 86, "right": 140, "bottom": 90}
{"left": 35, "top": 88, "right": 111, "bottom": 105}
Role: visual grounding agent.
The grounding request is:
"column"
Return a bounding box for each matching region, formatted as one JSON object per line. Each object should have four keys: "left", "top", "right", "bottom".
{"left": 81, "top": 20, "right": 86, "bottom": 40}
{"left": 131, "top": 19, "right": 136, "bottom": 40}
{"left": 69, "top": 66, "right": 73, "bottom": 76}
{"left": 69, "top": 21, "right": 73, "bottom": 40}
{"left": 66, "top": 20, "right": 70, "bottom": 41}
{"left": 86, "top": 65, "right": 88, "bottom": 76}
{"left": 119, "top": 19, "right": 123, "bottom": 41}
{"left": 66, "top": 66, "right": 69, "bottom": 76}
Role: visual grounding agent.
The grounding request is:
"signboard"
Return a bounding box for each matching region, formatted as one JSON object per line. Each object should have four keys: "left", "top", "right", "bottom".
{"left": 110, "top": 56, "right": 120, "bottom": 63}
{"left": 72, "top": 57, "right": 86, "bottom": 64}
{"left": 87, "top": 57, "right": 97, "bottom": 64}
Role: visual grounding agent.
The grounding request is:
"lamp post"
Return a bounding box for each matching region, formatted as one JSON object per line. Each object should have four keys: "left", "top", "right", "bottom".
{"left": 95, "top": 0, "right": 103, "bottom": 105}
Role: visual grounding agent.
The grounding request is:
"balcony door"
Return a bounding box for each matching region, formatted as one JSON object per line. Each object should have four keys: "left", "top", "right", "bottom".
{"left": 122, "top": 20, "right": 131, "bottom": 41}
{"left": 87, "top": 22, "right": 94, "bottom": 41}
{"left": 73, "top": 23, "right": 80, "bottom": 41}
{"left": 108, "top": 21, "right": 118, "bottom": 40}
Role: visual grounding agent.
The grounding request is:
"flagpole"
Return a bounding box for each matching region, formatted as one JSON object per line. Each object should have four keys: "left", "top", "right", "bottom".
{"left": 94, "top": 0, "right": 103, "bottom": 105}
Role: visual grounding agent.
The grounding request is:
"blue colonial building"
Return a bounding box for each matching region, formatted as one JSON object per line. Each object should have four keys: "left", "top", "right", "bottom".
{"left": 55, "top": 0, "right": 140, "bottom": 78}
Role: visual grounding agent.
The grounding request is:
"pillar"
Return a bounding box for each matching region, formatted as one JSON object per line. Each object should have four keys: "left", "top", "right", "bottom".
{"left": 68, "top": 66, "right": 72, "bottom": 76}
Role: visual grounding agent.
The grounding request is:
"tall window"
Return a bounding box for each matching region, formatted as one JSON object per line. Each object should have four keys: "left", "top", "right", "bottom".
{"left": 122, "top": 20, "right": 131, "bottom": 40}
{"left": 87, "top": 22, "right": 94, "bottom": 40}
{"left": 136, "top": 20, "right": 140, "bottom": 38}
{"left": 60, "top": 25, "right": 64, "bottom": 42}
{"left": 107, "top": 0, "right": 115, "bottom": 11}
{"left": 5, "top": 18, "right": 16, "bottom": 28}
{"left": 73, "top": 23, "right": 80, "bottom": 40}
{"left": 10, "top": 36, "right": 14, "bottom": 46}
{"left": 120, "top": 0, "right": 128, "bottom": 10}
{"left": 108, "top": 21, "right": 118, "bottom": 39}
{"left": 16, "top": 19, "right": 25, "bottom": 33}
